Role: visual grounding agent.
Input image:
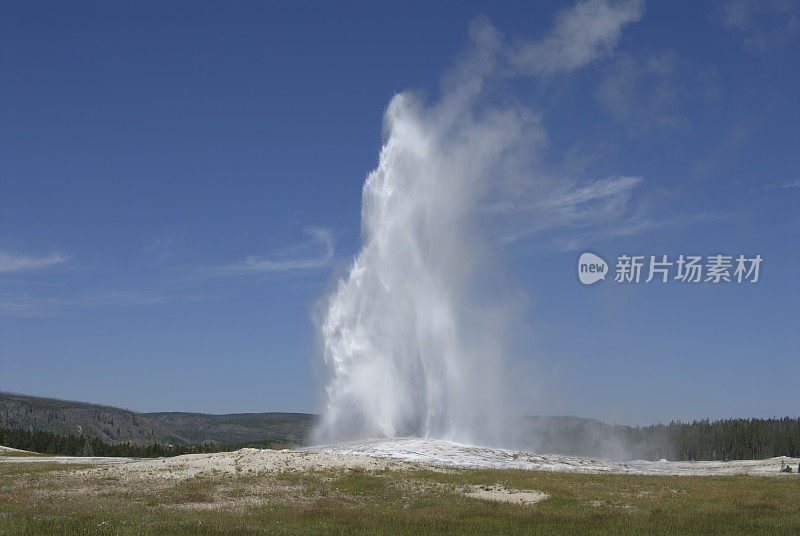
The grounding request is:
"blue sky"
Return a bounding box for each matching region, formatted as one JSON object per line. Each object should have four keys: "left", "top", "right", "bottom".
{"left": 1, "top": 0, "right": 798, "bottom": 424}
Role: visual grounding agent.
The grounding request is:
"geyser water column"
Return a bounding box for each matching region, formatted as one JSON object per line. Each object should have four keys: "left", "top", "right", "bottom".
{"left": 313, "top": 23, "right": 521, "bottom": 444}
{"left": 312, "top": 3, "right": 644, "bottom": 445}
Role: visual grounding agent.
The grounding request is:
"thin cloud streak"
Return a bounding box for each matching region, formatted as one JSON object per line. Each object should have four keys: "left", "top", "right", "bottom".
{"left": 553, "top": 211, "right": 728, "bottom": 252}
{"left": 0, "top": 290, "right": 207, "bottom": 318}
{"left": 0, "top": 251, "right": 69, "bottom": 273}
{"left": 490, "top": 175, "right": 643, "bottom": 244}
{"left": 214, "top": 227, "right": 335, "bottom": 275}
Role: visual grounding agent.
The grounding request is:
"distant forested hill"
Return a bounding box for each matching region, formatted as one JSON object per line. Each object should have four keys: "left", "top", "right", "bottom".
{"left": 145, "top": 412, "right": 314, "bottom": 444}
{"left": 0, "top": 392, "right": 314, "bottom": 446}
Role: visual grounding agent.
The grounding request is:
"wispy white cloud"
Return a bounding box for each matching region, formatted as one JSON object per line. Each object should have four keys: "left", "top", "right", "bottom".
{"left": 144, "top": 229, "right": 187, "bottom": 264}
{"left": 552, "top": 211, "right": 727, "bottom": 251}
{"left": 718, "top": 0, "right": 799, "bottom": 50}
{"left": 435, "top": 1, "right": 651, "bottom": 248}
{"left": 752, "top": 178, "right": 800, "bottom": 192}
{"left": 741, "top": 161, "right": 800, "bottom": 192}
{"left": 596, "top": 51, "right": 719, "bottom": 132}
{"left": 598, "top": 53, "right": 682, "bottom": 128}
{"left": 537, "top": 175, "right": 642, "bottom": 220}
{"left": 0, "top": 290, "right": 200, "bottom": 318}
{"left": 512, "top": 0, "right": 644, "bottom": 75}
{"left": 0, "top": 251, "right": 69, "bottom": 273}
{"left": 489, "top": 172, "right": 723, "bottom": 250}
{"left": 489, "top": 175, "right": 643, "bottom": 243}
{"left": 214, "top": 227, "right": 335, "bottom": 275}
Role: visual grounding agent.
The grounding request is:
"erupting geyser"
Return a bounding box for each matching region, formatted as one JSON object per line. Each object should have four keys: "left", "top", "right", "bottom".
{"left": 312, "top": 41, "right": 517, "bottom": 444}
{"left": 312, "top": 1, "right": 643, "bottom": 446}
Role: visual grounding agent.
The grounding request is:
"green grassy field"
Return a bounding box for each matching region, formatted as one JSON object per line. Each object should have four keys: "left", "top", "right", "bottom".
{"left": 1, "top": 460, "right": 799, "bottom": 535}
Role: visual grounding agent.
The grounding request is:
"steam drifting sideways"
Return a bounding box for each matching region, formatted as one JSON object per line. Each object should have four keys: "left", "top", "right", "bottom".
{"left": 313, "top": 0, "right": 644, "bottom": 446}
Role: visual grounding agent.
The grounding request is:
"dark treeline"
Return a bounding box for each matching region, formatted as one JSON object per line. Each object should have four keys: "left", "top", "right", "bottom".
{"left": 621, "top": 417, "right": 800, "bottom": 461}
{"left": 0, "top": 427, "right": 287, "bottom": 458}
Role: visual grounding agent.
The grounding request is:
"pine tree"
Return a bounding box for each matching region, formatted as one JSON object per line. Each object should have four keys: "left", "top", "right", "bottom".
{"left": 81, "top": 439, "right": 94, "bottom": 457}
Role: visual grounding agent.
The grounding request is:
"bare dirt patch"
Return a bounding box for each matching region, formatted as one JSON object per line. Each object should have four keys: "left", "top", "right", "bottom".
{"left": 463, "top": 484, "right": 549, "bottom": 505}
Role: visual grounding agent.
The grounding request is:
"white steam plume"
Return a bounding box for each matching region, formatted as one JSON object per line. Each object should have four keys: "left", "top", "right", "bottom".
{"left": 313, "top": 0, "right": 643, "bottom": 445}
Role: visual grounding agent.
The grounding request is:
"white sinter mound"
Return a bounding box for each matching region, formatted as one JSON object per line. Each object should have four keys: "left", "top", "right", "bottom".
{"left": 306, "top": 438, "right": 800, "bottom": 477}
